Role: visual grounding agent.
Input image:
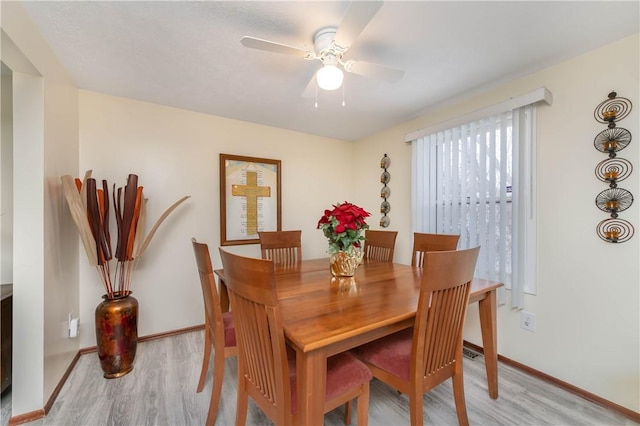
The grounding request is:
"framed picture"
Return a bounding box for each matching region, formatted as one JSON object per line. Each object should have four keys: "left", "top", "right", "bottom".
{"left": 220, "top": 154, "right": 281, "bottom": 246}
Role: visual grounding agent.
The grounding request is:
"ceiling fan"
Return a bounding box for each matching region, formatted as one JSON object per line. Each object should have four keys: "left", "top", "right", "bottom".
{"left": 240, "top": 1, "right": 405, "bottom": 94}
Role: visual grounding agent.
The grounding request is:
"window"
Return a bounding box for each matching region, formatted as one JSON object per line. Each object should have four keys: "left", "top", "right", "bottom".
{"left": 411, "top": 102, "right": 540, "bottom": 309}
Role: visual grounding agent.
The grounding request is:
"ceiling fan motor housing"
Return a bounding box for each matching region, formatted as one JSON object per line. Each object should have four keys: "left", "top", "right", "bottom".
{"left": 314, "top": 27, "right": 345, "bottom": 61}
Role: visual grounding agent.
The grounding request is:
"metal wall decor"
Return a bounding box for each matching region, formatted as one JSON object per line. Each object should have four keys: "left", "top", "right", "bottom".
{"left": 380, "top": 154, "right": 390, "bottom": 227}
{"left": 593, "top": 91, "right": 634, "bottom": 243}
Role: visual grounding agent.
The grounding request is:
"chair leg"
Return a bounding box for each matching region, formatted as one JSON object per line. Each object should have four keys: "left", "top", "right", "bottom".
{"left": 205, "top": 348, "right": 226, "bottom": 426}
{"left": 197, "top": 324, "right": 212, "bottom": 392}
{"left": 356, "top": 383, "right": 370, "bottom": 426}
{"left": 408, "top": 386, "right": 423, "bottom": 426}
{"left": 452, "top": 370, "right": 469, "bottom": 426}
{"left": 235, "top": 380, "right": 249, "bottom": 426}
{"left": 343, "top": 401, "right": 352, "bottom": 425}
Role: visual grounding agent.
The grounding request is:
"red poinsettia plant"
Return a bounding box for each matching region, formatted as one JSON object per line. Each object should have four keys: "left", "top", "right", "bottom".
{"left": 317, "top": 202, "right": 371, "bottom": 254}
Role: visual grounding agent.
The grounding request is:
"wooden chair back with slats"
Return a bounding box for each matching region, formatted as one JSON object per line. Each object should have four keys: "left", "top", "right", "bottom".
{"left": 218, "top": 249, "right": 290, "bottom": 424}
{"left": 258, "top": 230, "right": 302, "bottom": 268}
{"left": 411, "top": 232, "right": 460, "bottom": 267}
{"left": 414, "top": 247, "right": 479, "bottom": 384}
{"left": 219, "top": 249, "right": 372, "bottom": 426}
{"left": 191, "top": 238, "right": 237, "bottom": 426}
{"left": 363, "top": 230, "right": 398, "bottom": 263}
{"left": 352, "top": 246, "right": 480, "bottom": 426}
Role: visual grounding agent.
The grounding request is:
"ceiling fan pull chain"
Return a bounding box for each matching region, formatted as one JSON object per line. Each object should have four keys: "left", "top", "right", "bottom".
{"left": 342, "top": 81, "right": 346, "bottom": 107}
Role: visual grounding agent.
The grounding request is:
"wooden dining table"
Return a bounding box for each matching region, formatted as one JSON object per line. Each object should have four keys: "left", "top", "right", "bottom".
{"left": 215, "top": 257, "right": 503, "bottom": 426}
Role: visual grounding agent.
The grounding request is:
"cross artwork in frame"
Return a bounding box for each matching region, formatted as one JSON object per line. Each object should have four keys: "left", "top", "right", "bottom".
{"left": 220, "top": 154, "right": 282, "bottom": 246}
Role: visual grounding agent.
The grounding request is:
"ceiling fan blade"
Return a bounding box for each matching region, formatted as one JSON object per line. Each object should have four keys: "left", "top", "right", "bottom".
{"left": 334, "top": 0, "right": 383, "bottom": 48}
{"left": 346, "top": 60, "right": 405, "bottom": 83}
{"left": 240, "top": 36, "right": 312, "bottom": 58}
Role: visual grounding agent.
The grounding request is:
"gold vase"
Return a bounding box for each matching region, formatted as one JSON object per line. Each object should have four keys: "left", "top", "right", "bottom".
{"left": 331, "top": 276, "right": 360, "bottom": 295}
{"left": 330, "top": 250, "right": 363, "bottom": 277}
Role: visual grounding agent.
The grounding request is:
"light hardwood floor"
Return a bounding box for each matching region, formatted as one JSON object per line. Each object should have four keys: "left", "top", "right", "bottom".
{"left": 2, "top": 329, "right": 637, "bottom": 425}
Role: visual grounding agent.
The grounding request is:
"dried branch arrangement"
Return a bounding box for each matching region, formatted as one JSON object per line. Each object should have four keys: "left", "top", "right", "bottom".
{"left": 61, "top": 171, "right": 190, "bottom": 298}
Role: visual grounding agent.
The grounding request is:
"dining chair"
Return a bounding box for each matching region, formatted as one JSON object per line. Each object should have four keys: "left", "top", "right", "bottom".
{"left": 362, "top": 229, "right": 398, "bottom": 263}
{"left": 218, "top": 249, "right": 372, "bottom": 426}
{"left": 191, "top": 238, "right": 237, "bottom": 426}
{"left": 258, "top": 230, "right": 302, "bottom": 269}
{"left": 352, "top": 246, "right": 481, "bottom": 426}
{"left": 411, "top": 232, "right": 460, "bottom": 267}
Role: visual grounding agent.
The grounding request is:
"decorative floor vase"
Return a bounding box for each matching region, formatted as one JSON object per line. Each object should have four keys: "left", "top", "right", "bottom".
{"left": 330, "top": 250, "right": 363, "bottom": 277}
{"left": 95, "top": 291, "right": 138, "bottom": 379}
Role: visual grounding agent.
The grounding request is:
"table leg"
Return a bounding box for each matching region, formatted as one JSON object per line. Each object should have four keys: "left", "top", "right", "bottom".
{"left": 478, "top": 289, "right": 498, "bottom": 399}
{"left": 295, "top": 348, "right": 327, "bottom": 425}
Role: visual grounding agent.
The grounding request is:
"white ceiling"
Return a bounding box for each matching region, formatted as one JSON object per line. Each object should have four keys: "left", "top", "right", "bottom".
{"left": 19, "top": 1, "right": 640, "bottom": 141}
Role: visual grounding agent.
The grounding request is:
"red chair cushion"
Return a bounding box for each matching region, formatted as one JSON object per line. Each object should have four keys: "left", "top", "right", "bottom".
{"left": 288, "top": 345, "right": 372, "bottom": 414}
{"left": 351, "top": 327, "right": 413, "bottom": 381}
{"left": 221, "top": 311, "right": 236, "bottom": 347}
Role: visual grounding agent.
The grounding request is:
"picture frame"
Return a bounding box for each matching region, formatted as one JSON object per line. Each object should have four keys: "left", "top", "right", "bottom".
{"left": 219, "top": 154, "right": 281, "bottom": 246}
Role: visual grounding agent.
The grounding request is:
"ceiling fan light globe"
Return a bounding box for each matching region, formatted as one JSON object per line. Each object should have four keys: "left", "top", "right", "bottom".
{"left": 316, "top": 64, "right": 344, "bottom": 91}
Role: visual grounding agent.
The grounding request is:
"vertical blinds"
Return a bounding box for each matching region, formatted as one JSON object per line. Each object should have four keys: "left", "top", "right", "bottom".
{"left": 414, "top": 111, "right": 512, "bottom": 285}
{"left": 412, "top": 105, "right": 537, "bottom": 308}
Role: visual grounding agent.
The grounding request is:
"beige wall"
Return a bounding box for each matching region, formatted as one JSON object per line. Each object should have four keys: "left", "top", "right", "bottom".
{"left": 77, "top": 91, "right": 354, "bottom": 346}
{"left": 1, "top": 69, "right": 13, "bottom": 285}
{"left": 353, "top": 33, "right": 640, "bottom": 412}
{"left": 2, "top": 1, "right": 80, "bottom": 416}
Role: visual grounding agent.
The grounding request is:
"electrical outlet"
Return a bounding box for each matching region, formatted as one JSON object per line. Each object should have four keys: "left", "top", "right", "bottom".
{"left": 520, "top": 311, "right": 536, "bottom": 332}
{"left": 68, "top": 314, "right": 79, "bottom": 338}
